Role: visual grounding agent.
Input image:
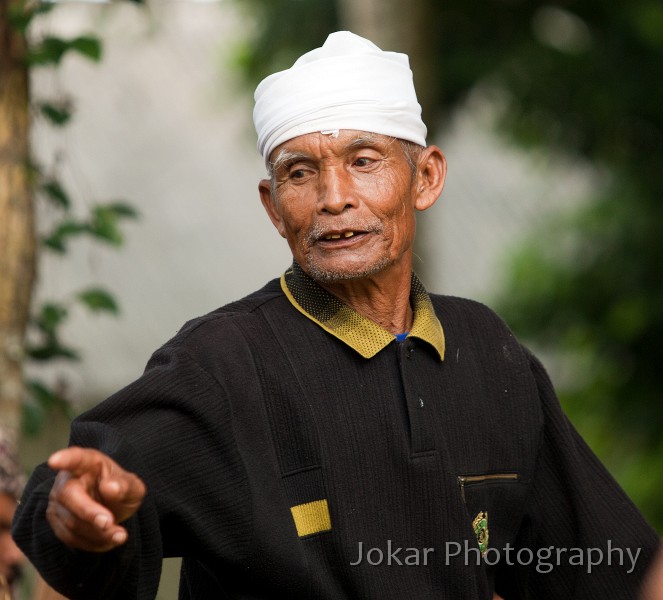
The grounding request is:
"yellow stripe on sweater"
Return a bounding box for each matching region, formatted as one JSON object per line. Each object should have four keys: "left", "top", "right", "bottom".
{"left": 290, "top": 499, "right": 332, "bottom": 537}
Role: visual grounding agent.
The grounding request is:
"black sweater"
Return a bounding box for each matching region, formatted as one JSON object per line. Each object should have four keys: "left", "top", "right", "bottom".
{"left": 14, "top": 276, "right": 659, "bottom": 599}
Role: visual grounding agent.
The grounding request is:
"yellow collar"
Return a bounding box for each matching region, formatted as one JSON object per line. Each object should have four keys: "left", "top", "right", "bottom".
{"left": 280, "top": 263, "right": 445, "bottom": 360}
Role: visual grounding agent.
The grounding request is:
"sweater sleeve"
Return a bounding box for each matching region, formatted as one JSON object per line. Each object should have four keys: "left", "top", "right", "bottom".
{"left": 12, "top": 338, "right": 253, "bottom": 600}
{"left": 496, "top": 350, "right": 661, "bottom": 599}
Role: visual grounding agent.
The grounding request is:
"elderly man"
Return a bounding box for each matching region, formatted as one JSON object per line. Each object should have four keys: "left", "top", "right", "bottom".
{"left": 13, "top": 32, "right": 660, "bottom": 599}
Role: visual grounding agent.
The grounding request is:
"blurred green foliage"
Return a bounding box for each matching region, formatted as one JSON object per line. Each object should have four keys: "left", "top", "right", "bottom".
{"left": 234, "top": 0, "right": 663, "bottom": 531}
{"left": 231, "top": 0, "right": 339, "bottom": 85}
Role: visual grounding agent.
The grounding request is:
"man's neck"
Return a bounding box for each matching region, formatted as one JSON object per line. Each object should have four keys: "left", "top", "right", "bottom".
{"left": 317, "top": 264, "right": 414, "bottom": 335}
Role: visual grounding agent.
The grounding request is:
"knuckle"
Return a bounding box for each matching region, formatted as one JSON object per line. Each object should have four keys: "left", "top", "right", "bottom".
{"left": 62, "top": 513, "right": 78, "bottom": 531}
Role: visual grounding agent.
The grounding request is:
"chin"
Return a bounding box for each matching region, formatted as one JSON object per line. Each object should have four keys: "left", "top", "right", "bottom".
{"left": 305, "top": 255, "right": 392, "bottom": 283}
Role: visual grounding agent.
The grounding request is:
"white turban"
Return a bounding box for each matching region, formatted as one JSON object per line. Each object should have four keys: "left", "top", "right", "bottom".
{"left": 253, "top": 31, "right": 427, "bottom": 165}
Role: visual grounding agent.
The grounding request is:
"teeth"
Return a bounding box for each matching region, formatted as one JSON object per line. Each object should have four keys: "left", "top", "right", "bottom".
{"left": 323, "top": 232, "right": 355, "bottom": 240}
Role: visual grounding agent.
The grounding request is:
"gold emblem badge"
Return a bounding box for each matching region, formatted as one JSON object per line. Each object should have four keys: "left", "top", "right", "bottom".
{"left": 472, "top": 511, "right": 489, "bottom": 556}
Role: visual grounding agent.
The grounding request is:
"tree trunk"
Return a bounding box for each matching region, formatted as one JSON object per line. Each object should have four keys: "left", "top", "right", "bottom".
{"left": 0, "top": 0, "right": 36, "bottom": 441}
{"left": 336, "top": 0, "right": 440, "bottom": 129}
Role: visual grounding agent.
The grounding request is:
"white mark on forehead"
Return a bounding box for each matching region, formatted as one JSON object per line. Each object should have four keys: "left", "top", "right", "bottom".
{"left": 320, "top": 129, "right": 340, "bottom": 138}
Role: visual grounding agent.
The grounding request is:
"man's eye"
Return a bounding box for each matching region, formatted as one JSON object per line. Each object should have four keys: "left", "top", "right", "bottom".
{"left": 290, "top": 169, "right": 308, "bottom": 179}
{"left": 354, "top": 157, "right": 375, "bottom": 168}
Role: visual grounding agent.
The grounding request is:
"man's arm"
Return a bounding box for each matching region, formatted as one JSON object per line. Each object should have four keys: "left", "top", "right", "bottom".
{"left": 45, "top": 447, "right": 145, "bottom": 553}
{"left": 13, "top": 332, "right": 254, "bottom": 599}
{"left": 496, "top": 350, "right": 660, "bottom": 599}
{"left": 12, "top": 423, "right": 164, "bottom": 600}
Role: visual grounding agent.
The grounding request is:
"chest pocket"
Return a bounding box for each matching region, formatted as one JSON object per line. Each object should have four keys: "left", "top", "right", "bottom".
{"left": 457, "top": 473, "right": 528, "bottom": 555}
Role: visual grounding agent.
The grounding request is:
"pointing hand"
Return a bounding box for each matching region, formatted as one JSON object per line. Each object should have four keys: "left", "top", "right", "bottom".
{"left": 46, "top": 447, "right": 146, "bottom": 552}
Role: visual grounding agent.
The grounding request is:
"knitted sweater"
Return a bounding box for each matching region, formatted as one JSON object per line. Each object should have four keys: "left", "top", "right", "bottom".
{"left": 13, "top": 272, "right": 659, "bottom": 599}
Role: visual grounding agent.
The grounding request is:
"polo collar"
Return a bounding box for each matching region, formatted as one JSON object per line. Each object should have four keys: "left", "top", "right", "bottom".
{"left": 280, "top": 262, "right": 445, "bottom": 360}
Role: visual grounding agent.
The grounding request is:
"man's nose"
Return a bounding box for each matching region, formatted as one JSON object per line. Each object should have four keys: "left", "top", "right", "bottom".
{"left": 317, "top": 168, "right": 358, "bottom": 214}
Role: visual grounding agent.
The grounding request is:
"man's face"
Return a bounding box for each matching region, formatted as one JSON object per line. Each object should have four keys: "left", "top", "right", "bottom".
{"left": 259, "top": 130, "right": 435, "bottom": 282}
{"left": 0, "top": 492, "right": 23, "bottom": 588}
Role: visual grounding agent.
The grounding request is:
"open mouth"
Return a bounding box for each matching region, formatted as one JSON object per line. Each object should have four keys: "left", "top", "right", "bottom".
{"left": 310, "top": 224, "right": 379, "bottom": 246}
{"left": 317, "top": 230, "right": 370, "bottom": 245}
{"left": 322, "top": 231, "right": 358, "bottom": 240}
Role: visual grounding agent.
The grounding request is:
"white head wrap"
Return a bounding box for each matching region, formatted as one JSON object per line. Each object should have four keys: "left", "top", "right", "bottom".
{"left": 253, "top": 31, "right": 427, "bottom": 165}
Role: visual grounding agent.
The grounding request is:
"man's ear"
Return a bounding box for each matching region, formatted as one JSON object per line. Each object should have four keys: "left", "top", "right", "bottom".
{"left": 259, "top": 179, "right": 286, "bottom": 238}
{"left": 414, "top": 146, "right": 447, "bottom": 212}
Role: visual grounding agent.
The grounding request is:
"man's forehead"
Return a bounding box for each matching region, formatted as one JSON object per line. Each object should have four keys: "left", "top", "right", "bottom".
{"left": 270, "top": 130, "right": 395, "bottom": 162}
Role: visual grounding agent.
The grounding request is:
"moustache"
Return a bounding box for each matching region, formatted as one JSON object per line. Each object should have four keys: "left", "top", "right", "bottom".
{"left": 306, "top": 219, "right": 384, "bottom": 244}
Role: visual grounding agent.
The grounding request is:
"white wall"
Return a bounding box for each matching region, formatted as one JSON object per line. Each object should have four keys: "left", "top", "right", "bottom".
{"left": 31, "top": 1, "right": 291, "bottom": 403}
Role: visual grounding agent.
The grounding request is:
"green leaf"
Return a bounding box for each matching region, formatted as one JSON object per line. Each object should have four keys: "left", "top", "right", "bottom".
{"left": 42, "top": 204, "right": 137, "bottom": 251}
{"left": 27, "top": 343, "right": 79, "bottom": 362}
{"left": 8, "top": 8, "right": 32, "bottom": 34}
{"left": 89, "top": 206, "right": 123, "bottom": 245}
{"left": 27, "top": 380, "right": 63, "bottom": 410}
{"left": 23, "top": 379, "right": 73, "bottom": 436}
{"left": 26, "top": 37, "right": 70, "bottom": 66}
{"left": 27, "top": 35, "right": 102, "bottom": 66}
{"left": 103, "top": 202, "right": 140, "bottom": 219}
{"left": 21, "top": 401, "right": 45, "bottom": 437}
{"left": 42, "top": 236, "right": 66, "bottom": 253}
{"left": 40, "top": 179, "right": 71, "bottom": 209}
{"left": 8, "top": 1, "right": 54, "bottom": 35}
{"left": 69, "top": 36, "right": 103, "bottom": 62}
{"left": 34, "top": 302, "right": 68, "bottom": 337}
{"left": 90, "top": 202, "right": 138, "bottom": 246}
{"left": 42, "top": 220, "right": 89, "bottom": 253}
{"left": 32, "top": 1, "right": 55, "bottom": 17}
{"left": 77, "top": 288, "right": 120, "bottom": 314}
{"left": 39, "top": 102, "right": 73, "bottom": 126}
{"left": 41, "top": 237, "right": 67, "bottom": 254}
{"left": 86, "top": 202, "right": 139, "bottom": 245}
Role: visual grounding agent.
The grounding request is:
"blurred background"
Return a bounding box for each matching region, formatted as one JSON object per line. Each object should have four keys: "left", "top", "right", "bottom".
{"left": 1, "top": 0, "right": 661, "bottom": 597}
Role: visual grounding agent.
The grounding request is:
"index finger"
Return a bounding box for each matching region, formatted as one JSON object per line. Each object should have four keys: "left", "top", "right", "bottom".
{"left": 48, "top": 447, "right": 104, "bottom": 476}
